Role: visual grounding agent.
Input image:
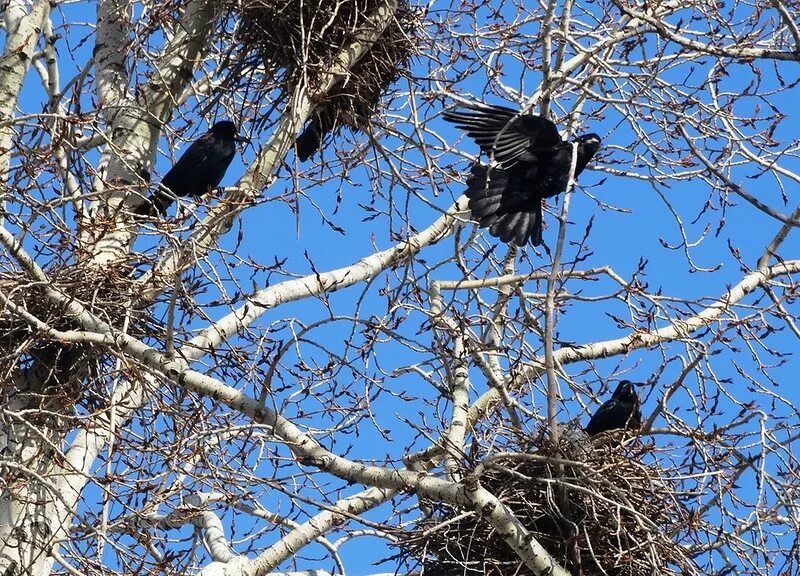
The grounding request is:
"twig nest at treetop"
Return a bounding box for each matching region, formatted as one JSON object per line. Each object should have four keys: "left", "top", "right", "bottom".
{"left": 395, "top": 425, "right": 699, "bottom": 576}
{"left": 230, "top": 0, "right": 419, "bottom": 130}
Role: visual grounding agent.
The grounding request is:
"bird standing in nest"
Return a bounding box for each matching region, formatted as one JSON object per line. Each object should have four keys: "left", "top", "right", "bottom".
{"left": 585, "top": 380, "right": 642, "bottom": 436}
{"left": 443, "top": 101, "right": 601, "bottom": 246}
{"left": 135, "top": 121, "right": 249, "bottom": 217}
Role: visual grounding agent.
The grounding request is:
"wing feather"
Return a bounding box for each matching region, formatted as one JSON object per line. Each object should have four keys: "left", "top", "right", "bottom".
{"left": 443, "top": 101, "right": 561, "bottom": 168}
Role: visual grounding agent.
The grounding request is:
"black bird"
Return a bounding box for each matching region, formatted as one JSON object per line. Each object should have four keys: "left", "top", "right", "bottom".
{"left": 135, "top": 121, "right": 248, "bottom": 217}
{"left": 585, "top": 380, "right": 642, "bottom": 436}
{"left": 295, "top": 107, "right": 336, "bottom": 162}
{"left": 443, "top": 101, "right": 601, "bottom": 246}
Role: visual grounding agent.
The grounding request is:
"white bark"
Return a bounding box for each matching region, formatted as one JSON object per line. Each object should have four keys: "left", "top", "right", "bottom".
{"left": 89, "top": 0, "right": 218, "bottom": 263}
{"left": 0, "top": 6, "right": 221, "bottom": 569}
{"left": 200, "top": 487, "right": 396, "bottom": 576}
{"left": 429, "top": 280, "right": 474, "bottom": 479}
{"left": 0, "top": 3, "right": 58, "bottom": 573}
{"left": 409, "top": 259, "right": 800, "bottom": 465}
{"left": 0, "top": 0, "right": 50, "bottom": 183}
{"left": 114, "top": 498, "right": 237, "bottom": 563}
{"left": 9, "top": 209, "right": 800, "bottom": 576}
{"left": 19, "top": 254, "right": 800, "bottom": 576}
{"left": 2, "top": 311, "right": 572, "bottom": 575}
{"left": 0, "top": 220, "right": 570, "bottom": 575}
{"left": 2, "top": 1, "right": 798, "bottom": 574}
{"left": 0, "top": 3, "right": 429, "bottom": 570}
{"left": 0, "top": 217, "right": 143, "bottom": 576}
{"left": 441, "top": 331, "right": 470, "bottom": 480}
{"left": 611, "top": 0, "right": 800, "bottom": 61}
{"left": 136, "top": 0, "right": 402, "bottom": 302}
{"left": 182, "top": 197, "right": 469, "bottom": 362}
{"left": 135, "top": 0, "right": 689, "bottom": 354}
{"left": 463, "top": 480, "right": 570, "bottom": 576}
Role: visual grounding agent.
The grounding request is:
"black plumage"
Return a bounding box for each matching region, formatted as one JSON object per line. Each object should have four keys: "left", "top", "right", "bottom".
{"left": 443, "top": 101, "right": 601, "bottom": 246}
{"left": 135, "top": 120, "right": 248, "bottom": 217}
{"left": 585, "top": 380, "right": 642, "bottom": 437}
{"left": 295, "top": 107, "right": 336, "bottom": 162}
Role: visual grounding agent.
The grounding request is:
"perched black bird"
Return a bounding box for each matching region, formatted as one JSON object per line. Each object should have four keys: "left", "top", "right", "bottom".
{"left": 135, "top": 121, "right": 248, "bottom": 217}
{"left": 295, "top": 107, "right": 336, "bottom": 162}
{"left": 585, "top": 380, "right": 642, "bottom": 436}
{"left": 443, "top": 102, "right": 601, "bottom": 246}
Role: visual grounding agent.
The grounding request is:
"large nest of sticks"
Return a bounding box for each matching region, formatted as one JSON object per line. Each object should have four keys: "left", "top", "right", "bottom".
{"left": 395, "top": 426, "right": 698, "bottom": 576}
{"left": 229, "top": 0, "right": 419, "bottom": 130}
{"left": 0, "top": 263, "right": 147, "bottom": 405}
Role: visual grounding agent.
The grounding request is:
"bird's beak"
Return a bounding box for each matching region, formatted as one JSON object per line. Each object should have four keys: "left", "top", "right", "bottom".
{"left": 234, "top": 134, "right": 250, "bottom": 144}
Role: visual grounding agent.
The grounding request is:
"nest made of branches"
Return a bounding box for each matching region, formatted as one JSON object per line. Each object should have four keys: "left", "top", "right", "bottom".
{"left": 395, "top": 427, "right": 697, "bottom": 576}
{"left": 0, "top": 263, "right": 147, "bottom": 404}
{"left": 229, "top": 0, "right": 419, "bottom": 130}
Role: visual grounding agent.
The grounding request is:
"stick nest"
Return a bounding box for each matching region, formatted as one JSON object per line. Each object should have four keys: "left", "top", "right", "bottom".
{"left": 395, "top": 426, "right": 698, "bottom": 576}
{"left": 229, "top": 0, "right": 419, "bottom": 129}
{"left": 0, "top": 263, "right": 146, "bottom": 404}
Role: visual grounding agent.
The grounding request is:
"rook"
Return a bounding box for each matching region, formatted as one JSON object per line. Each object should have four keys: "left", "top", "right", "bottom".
{"left": 443, "top": 101, "right": 600, "bottom": 246}
{"left": 585, "top": 380, "right": 642, "bottom": 436}
{"left": 136, "top": 120, "right": 248, "bottom": 217}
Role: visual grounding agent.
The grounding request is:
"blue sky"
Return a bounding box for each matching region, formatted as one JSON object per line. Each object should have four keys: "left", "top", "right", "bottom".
{"left": 5, "top": 0, "right": 800, "bottom": 574}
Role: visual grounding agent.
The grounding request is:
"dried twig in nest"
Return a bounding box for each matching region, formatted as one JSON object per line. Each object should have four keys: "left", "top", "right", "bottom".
{"left": 395, "top": 426, "right": 699, "bottom": 576}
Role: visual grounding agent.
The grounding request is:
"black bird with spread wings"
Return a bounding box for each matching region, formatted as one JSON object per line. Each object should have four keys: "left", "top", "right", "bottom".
{"left": 585, "top": 380, "right": 642, "bottom": 436}
{"left": 443, "top": 102, "right": 601, "bottom": 246}
{"left": 136, "top": 121, "right": 248, "bottom": 217}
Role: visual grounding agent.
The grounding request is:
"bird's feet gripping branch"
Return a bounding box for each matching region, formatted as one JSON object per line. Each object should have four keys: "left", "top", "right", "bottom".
{"left": 443, "top": 101, "right": 601, "bottom": 247}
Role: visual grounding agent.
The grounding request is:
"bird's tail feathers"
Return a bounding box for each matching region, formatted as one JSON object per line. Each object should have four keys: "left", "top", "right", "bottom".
{"left": 133, "top": 189, "right": 174, "bottom": 217}
{"left": 295, "top": 111, "right": 336, "bottom": 162}
{"left": 295, "top": 122, "right": 323, "bottom": 162}
{"left": 464, "top": 164, "right": 542, "bottom": 246}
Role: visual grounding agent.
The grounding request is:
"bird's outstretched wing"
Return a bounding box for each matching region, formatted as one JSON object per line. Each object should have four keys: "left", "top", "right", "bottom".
{"left": 443, "top": 102, "right": 561, "bottom": 168}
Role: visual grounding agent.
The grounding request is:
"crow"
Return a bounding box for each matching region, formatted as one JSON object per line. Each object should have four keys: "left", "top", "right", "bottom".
{"left": 295, "top": 107, "right": 335, "bottom": 162}
{"left": 135, "top": 120, "right": 248, "bottom": 217}
{"left": 585, "top": 380, "right": 642, "bottom": 436}
{"left": 443, "top": 101, "right": 601, "bottom": 246}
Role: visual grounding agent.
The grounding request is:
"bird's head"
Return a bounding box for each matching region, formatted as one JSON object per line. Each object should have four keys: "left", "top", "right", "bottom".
{"left": 210, "top": 121, "right": 250, "bottom": 143}
{"left": 611, "top": 380, "right": 640, "bottom": 401}
{"left": 576, "top": 133, "right": 601, "bottom": 158}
